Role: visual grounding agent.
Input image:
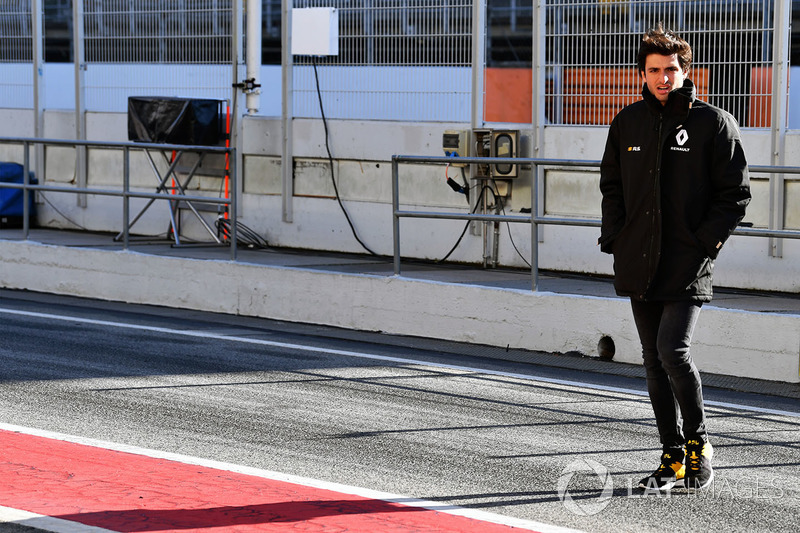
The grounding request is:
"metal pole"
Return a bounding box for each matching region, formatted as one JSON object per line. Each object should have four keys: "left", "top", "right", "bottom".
{"left": 123, "top": 146, "right": 130, "bottom": 250}
{"left": 769, "top": 0, "right": 791, "bottom": 258}
{"left": 492, "top": 209, "right": 500, "bottom": 268}
{"left": 245, "top": 0, "right": 262, "bottom": 115}
{"left": 470, "top": 0, "right": 486, "bottom": 130}
{"left": 281, "top": 0, "right": 294, "bottom": 223}
{"left": 531, "top": 0, "right": 546, "bottom": 156}
{"left": 73, "top": 0, "right": 87, "bottom": 207}
{"left": 232, "top": 0, "right": 244, "bottom": 219}
{"left": 482, "top": 182, "right": 489, "bottom": 267}
{"left": 230, "top": 147, "right": 238, "bottom": 260}
{"left": 392, "top": 157, "right": 401, "bottom": 275}
{"left": 32, "top": 0, "right": 44, "bottom": 188}
{"left": 530, "top": 163, "right": 539, "bottom": 291}
{"left": 532, "top": 0, "right": 547, "bottom": 249}
{"left": 469, "top": 0, "right": 487, "bottom": 241}
{"left": 23, "top": 141, "right": 30, "bottom": 240}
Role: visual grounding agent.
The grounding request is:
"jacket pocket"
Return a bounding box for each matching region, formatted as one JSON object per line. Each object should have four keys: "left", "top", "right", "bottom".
{"left": 683, "top": 256, "right": 714, "bottom": 295}
{"left": 611, "top": 226, "right": 649, "bottom": 295}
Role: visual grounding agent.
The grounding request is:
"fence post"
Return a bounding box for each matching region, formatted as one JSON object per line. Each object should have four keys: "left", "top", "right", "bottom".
{"left": 530, "top": 161, "right": 538, "bottom": 291}
{"left": 231, "top": 0, "right": 244, "bottom": 222}
{"left": 122, "top": 146, "right": 130, "bottom": 250}
{"left": 769, "top": 0, "right": 791, "bottom": 258}
{"left": 281, "top": 0, "right": 294, "bottom": 224}
{"left": 230, "top": 146, "right": 238, "bottom": 261}
{"left": 32, "top": 0, "right": 44, "bottom": 189}
{"left": 470, "top": 0, "right": 486, "bottom": 130}
{"left": 73, "top": 0, "right": 87, "bottom": 208}
{"left": 23, "top": 141, "right": 30, "bottom": 240}
{"left": 392, "top": 156, "right": 401, "bottom": 276}
{"left": 245, "top": 0, "right": 262, "bottom": 115}
{"left": 531, "top": 0, "right": 546, "bottom": 157}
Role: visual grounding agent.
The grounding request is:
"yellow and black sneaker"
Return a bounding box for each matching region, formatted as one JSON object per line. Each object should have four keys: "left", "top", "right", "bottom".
{"left": 684, "top": 438, "right": 714, "bottom": 490}
{"left": 638, "top": 449, "right": 686, "bottom": 491}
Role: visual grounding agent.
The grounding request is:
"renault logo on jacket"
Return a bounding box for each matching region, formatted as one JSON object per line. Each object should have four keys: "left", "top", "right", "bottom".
{"left": 671, "top": 129, "right": 690, "bottom": 152}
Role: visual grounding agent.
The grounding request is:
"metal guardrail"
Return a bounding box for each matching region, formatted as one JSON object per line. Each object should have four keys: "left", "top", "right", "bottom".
{"left": 391, "top": 154, "right": 800, "bottom": 291}
{"left": 0, "top": 136, "right": 238, "bottom": 260}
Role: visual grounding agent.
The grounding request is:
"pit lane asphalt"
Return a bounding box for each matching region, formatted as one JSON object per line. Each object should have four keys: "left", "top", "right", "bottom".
{"left": 0, "top": 290, "right": 798, "bottom": 533}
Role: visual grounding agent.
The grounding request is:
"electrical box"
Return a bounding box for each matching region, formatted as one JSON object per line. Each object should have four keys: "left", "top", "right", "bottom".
{"left": 443, "top": 130, "right": 468, "bottom": 166}
{"left": 491, "top": 130, "right": 518, "bottom": 178}
{"left": 471, "top": 128, "right": 519, "bottom": 179}
{"left": 292, "top": 8, "right": 339, "bottom": 56}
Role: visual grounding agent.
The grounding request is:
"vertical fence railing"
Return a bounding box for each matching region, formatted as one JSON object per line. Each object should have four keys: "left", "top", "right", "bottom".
{"left": 0, "top": 0, "right": 34, "bottom": 109}
{"left": 73, "top": 0, "right": 239, "bottom": 113}
{"left": 291, "top": 0, "right": 473, "bottom": 121}
{"left": 3, "top": 1, "right": 795, "bottom": 127}
{"left": 31, "top": 0, "right": 44, "bottom": 187}
{"left": 544, "top": 0, "right": 779, "bottom": 129}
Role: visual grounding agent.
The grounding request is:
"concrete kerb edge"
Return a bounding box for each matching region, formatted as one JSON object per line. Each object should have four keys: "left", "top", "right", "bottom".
{"left": 0, "top": 504, "right": 117, "bottom": 533}
{"left": 0, "top": 239, "right": 797, "bottom": 384}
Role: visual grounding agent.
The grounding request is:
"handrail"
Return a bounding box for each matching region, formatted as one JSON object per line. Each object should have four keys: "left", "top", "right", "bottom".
{"left": 391, "top": 155, "right": 800, "bottom": 291}
{"left": 0, "top": 136, "right": 237, "bottom": 260}
{"left": 0, "top": 137, "right": 232, "bottom": 152}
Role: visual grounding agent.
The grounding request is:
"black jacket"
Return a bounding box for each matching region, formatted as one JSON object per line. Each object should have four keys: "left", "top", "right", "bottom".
{"left": 599, "top": 80, "right": 751, "bottom": 302}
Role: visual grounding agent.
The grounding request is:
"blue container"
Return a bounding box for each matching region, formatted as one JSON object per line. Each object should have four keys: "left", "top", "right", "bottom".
{"left": 0, "top": 162, "right": 37, "bottom": 225}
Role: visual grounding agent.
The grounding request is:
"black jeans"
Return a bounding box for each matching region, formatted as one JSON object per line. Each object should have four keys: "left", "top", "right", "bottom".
{"left": 630, "top": 299, "right": 707, "bottom": 451}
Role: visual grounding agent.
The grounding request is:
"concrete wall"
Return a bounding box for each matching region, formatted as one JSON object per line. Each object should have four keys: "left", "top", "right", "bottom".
{"left": 0, "top": 239, "right": 797, "bottom": 384}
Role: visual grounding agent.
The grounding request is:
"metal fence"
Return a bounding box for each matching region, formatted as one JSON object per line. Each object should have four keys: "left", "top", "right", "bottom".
{"left": 545, "top": 0, "right": 779, "bottom": 127}
{"left": 0, "top": 1, "right": 794, "bottom": 124}
{"left": 79, "top": 0, "right": 238, "bottom": 112}
{"left": 391, "top": 154, "right": 800, "bottom": 290}
{"left": 0, "top": 0, "right": 34, "bottom": 109}
{"left": 0, "top": 0, "right": 32, "bottom": 61}
{"left": 83, "top": 0, "right": 233, "bottom": 63}
{"left": 0, "top": 136, "right": 238, "bottom": 257}
{"left": 291, "top": 0, "right": 473, "bottom": 121}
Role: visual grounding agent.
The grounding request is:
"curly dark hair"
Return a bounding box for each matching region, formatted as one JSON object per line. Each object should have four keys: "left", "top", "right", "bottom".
{"left": 636, "top": 22, "right": 692, "bottom": 73}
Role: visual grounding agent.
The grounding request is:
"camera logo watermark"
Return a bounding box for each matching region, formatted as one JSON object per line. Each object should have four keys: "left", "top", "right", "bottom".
{"left": 557, "top": 459, "right": 799, "bottom": 516}
{"left": 556, "top": 458, "right": 614, "bottom": 516}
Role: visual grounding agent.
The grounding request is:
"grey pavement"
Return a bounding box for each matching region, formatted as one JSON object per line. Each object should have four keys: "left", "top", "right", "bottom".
{"left": 1, "top": 226, "right": 799, "bottom": 401}
{"left": 1, "top": 293, "right": 799, "bottom": 533}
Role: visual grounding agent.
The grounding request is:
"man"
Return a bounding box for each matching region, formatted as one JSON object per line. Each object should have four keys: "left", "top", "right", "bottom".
{"left": 598, "top": 24, "right": 751, "bottom": 491}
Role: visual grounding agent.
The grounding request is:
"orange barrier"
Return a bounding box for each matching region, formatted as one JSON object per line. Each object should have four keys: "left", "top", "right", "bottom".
{"left": 484, "top": 67, "right": 532, "bottom": 123}
{"left": 484, "top": 67, "right": 709, "bottom": 125}
{"left": 562, "top": 67, "right": 641, "bottom": 125}
{"left": 749, "top": 66, "right": 772, "bottom": 128}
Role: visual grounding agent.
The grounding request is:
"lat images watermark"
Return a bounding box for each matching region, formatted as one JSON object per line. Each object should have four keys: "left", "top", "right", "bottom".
{"left": 555, "top": 458, "right": 614, "bottom": 516}
{"left": 556, "top": 459, "right": 800, "bottom": 516}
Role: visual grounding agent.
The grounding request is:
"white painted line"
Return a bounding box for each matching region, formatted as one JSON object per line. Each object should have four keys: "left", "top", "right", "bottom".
{"left": 1, "top": 307, "right": 798, "bottom": 420}
{"left": 0, "top": 422, "right": 582, "bottom": 533}
{"left": 0, "top": 505, "right": 117, "bottom": 533}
